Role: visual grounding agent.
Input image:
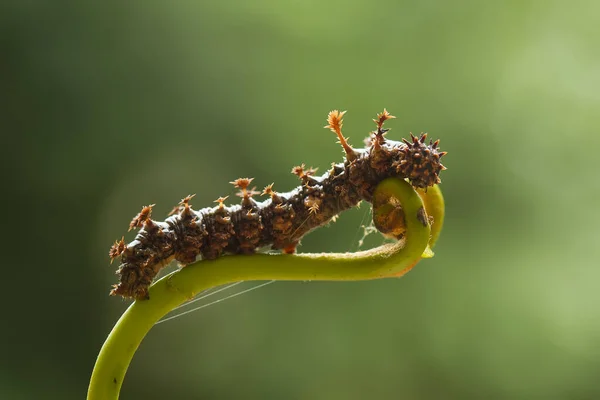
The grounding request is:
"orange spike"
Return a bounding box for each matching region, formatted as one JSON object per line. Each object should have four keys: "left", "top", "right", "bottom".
{"left": 180, "top": 194, "right": 196, "bottom": 205}
{"left": 169, "top": 194, "right": 196, "bottom": 216}
{"left": 230, "top": 177, "right": 253, "bottom": 190}
{"left": 214, "top": 195, "right": 229, "bottom": 209}
{"left": 230, "top": 178, "right": 254, "bottom": 198}
{"left": 129, "top": 204, "right": 155, "bottom": 231}
{"left": 246, "top": 187, "right": 261, "bottom": 198}
{"left": 291, "top": 164, "right": 306, "bottom": 178}
{"left": 108, "top": 237, "right": 126, "bottom": 263}
{"left": 324, "top": 110, "right": 356, "bottom": 161}
{"left": 373, "top": 108, "right": 396, "bottom": 129}
{"left": 262, "top": 183, "right": 275, "bottom": 196}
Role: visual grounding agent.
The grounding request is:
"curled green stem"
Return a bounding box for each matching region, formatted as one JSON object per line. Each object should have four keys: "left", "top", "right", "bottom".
{"left": 87, "top": 178, "right": 444, "bottom": 400}
{"left": 417, "top": 186, "right": 444, "bottom": 248}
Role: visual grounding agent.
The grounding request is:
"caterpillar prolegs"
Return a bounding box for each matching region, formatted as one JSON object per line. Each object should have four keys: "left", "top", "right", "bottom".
{"left": 109, "top": 110, "right": 447, "bottom": 300}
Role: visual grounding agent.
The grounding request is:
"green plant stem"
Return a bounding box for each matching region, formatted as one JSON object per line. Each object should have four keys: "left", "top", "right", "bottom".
{"left": 417, "top": 186, "right": 445, "bottom": 248}
{"left": 87, "top": 178, "right": 444, "bottom": 400}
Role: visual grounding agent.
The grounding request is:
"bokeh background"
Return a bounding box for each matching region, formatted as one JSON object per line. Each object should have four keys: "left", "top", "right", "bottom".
{"left": 3, "top": 1, "right": 600, "bottom": 399}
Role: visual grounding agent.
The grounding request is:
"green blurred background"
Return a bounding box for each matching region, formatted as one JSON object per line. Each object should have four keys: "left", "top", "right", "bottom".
{"left": 3, "top": 1, "right": 600, "bottom": 399}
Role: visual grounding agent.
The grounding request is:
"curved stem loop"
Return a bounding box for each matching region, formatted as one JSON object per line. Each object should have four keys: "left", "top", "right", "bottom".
{"left": 87, "top": 178, "right": 444, "bottom": 400}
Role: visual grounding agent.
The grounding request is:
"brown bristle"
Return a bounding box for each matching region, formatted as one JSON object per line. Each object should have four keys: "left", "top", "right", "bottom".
{"left": 306, "top": 167, "right": 318, "bottom": 176}
{"left": 262, "top": 183, "right": 275, "bottom": 196}
{"left": 175, "top": 200, "right": 196, "bottom": 221}
{"left": 292, "top": 164, "right": 306, "bottom": 178}
{"left": 325, "top": 110, "right": 345, "bottom": 136}
{"left": 262, "top": 183, "right": 283, "bottom": 203}
{"left": 231, "top": 177, "right": 254, "bottom": 198}
{"left": 181, "top": 194, "right": 196, "bottom": 204}
{"left": 108, "top": 237, "right": 126, "bottom": 263}
{"left": 325, "top": 110, "right": 356, "bottom": 161}
{"left": 214, "top": 196, "right": 229, "bottom": 209}
{"left": 128, "top": 204, "right": 155, "bottom": 231}
{"left": 237, "top": 186, "right": 260, "bottom": 198}
{"left": 230, "top": 177, "right": 253, "bottom": 190}
{"left": 373, "top": 108, "right": 396, "bottom": 130}
{"left": 168, "top": 194, "right": 196, "bottom": 216}
{"left": 305, "top": 197, "right": 321, "bottom": 215}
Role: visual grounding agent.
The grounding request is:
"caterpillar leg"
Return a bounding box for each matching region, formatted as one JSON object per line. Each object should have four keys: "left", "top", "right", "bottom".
{"left": 283, "top": 243, "right": 298, "bottom": 254}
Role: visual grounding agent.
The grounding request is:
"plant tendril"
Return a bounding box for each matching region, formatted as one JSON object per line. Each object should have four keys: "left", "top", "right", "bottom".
{"left": 87, "top": 178, "right": 444, "bottom": 400}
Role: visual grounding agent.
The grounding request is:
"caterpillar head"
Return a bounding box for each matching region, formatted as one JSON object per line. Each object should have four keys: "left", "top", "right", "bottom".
{"left": 395, "top": 133, "right": 447, "bottom": 189}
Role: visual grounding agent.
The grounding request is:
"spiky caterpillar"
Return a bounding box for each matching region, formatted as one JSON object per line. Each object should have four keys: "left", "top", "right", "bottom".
{"left": 109, "top": 109, "right": 447, "bottom": 300}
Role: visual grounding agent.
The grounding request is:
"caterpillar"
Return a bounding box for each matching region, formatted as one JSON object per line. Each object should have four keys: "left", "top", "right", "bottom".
{"left": 108, "top": 109, "right": 447, "bottom": 300}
